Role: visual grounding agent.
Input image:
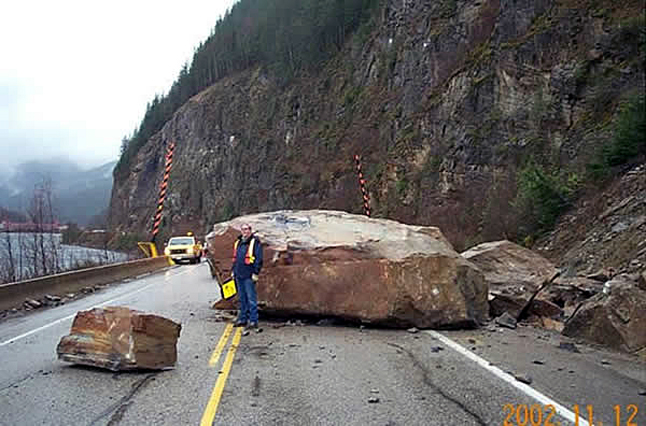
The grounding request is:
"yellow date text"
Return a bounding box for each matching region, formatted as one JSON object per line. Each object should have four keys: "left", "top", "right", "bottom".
{"left": 502, "top": 403, "right": 639, "bottom": 426}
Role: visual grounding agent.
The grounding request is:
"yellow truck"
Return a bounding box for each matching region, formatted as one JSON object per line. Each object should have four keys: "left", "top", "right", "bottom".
{"left": 163, "top": 233, "right": 202, "bottom": 264}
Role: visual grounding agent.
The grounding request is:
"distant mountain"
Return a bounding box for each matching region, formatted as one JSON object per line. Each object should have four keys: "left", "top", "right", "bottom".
{"left": 0, "top": 160, "right": 116, "bottom": 226}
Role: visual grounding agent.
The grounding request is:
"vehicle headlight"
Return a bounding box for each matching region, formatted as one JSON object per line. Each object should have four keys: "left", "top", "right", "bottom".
{"left": 187, "top": 247, "right": 194, "bottom": 254}
{"left": 164, "top": 248, "right": 170, "bottom": 255}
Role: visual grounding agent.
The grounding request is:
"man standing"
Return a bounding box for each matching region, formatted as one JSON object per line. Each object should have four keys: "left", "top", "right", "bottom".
{"left": 232, "top": 223, "right": 263, "bottom": 333}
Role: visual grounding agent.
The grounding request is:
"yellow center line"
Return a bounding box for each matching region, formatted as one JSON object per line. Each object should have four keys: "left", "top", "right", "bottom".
{"left": 209, "top": 323, "right": 234, "bottom": 367}
{"left": 200, "top": 326, "right": 243, "bottom": 426}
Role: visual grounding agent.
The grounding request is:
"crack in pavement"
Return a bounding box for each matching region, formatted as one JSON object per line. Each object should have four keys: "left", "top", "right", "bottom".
{"left": 387, "top": 342, "right": 487, "bottom": 426}
{"left": 0, "top": 374, "right": 33, "bottom": 392}
{"left": 89, "top": 372, "right": 157, "bottom": 426}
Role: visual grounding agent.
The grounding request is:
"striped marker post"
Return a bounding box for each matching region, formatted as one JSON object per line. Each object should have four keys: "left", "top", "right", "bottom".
{"left": 151, "top": 142, "right": 175, "bottom": 241}
{"left": 354, "top": 154, "right": 371, "bottom": 217}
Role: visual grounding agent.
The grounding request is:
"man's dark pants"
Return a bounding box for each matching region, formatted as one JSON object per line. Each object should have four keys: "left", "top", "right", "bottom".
{"left": 235, "top": 277, "right": 258, "bottom": 324}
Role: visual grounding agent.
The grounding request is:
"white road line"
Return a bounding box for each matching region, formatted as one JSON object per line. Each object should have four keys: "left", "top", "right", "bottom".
{"left": 0, "top": 267, "right": 193, "bottom": 347}
{"left": 425, "top": 330, "right": 590, "bottom": 426}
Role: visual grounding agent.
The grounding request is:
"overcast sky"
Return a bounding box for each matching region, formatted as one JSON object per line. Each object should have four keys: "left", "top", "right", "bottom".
{"left": 0, "top": 0, "right": 238, "bottom": 176}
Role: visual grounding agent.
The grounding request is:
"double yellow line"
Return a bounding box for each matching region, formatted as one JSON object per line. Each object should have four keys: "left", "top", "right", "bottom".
{"left": 200, "top": 323, "right": 243, "bottom": 426}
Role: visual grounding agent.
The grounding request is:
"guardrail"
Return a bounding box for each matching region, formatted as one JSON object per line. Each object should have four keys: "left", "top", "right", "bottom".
{"left": 0, "top": 256, "right": 172, "bottom": 312}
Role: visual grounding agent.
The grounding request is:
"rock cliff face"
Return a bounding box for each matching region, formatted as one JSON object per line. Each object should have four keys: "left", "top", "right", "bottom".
{"left": 109, "top": 0, "right": 644, "bottom": 264}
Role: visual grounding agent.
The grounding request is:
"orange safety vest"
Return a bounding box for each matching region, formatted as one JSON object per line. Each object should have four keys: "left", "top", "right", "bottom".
{"left": 232, "top": 237, "right": 256, "bottom": 265}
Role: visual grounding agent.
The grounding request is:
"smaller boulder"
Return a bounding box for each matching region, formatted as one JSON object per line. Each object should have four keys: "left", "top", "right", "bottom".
{"left": 462, "top": 241, "right": 558, "bottom": 318}
{"left": 563, "top": 276, "right": 646, "bottom": 355}
{"left": 57, "top": 306, "right": 181, "bottom": 371}
{"left": 495, "top": 312, "right": 517, "bottom": 329}
{"left": 461, "top": 240, "right": 557, "bottom": 291}
{"left": 488, "top": 292, "right": 526, "bottom": 318}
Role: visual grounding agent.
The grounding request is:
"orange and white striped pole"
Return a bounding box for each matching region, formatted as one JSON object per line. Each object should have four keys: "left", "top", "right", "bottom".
{"left": 354, "top": 154, "right": 371, "bottom": 217}
{"left": 151, "top": 142, "right": 175, "bottom": 241}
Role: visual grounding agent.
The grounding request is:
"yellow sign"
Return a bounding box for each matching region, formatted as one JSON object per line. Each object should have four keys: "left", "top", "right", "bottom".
{"left": 220, "top": 279, "right": 237, "bottom": 299}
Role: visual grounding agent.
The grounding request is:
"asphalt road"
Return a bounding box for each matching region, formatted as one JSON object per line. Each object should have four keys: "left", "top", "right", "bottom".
{"left": 0, "top": 263, "right": 643, "bottom": 426}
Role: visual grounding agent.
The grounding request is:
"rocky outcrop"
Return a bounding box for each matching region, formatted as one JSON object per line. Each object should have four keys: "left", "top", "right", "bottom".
{"left": 57, "top": 306, "right": 182, "bottom": 371}
{"left": 206, "top": 210, "right": 488, "bottom": 329}
{"left": 563, "top": 275, "right": 646, "bottom": 358}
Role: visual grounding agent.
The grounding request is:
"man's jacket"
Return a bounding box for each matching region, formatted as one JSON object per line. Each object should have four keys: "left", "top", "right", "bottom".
{"left": 232, "top": 235, "right": 263, "bottom": 280}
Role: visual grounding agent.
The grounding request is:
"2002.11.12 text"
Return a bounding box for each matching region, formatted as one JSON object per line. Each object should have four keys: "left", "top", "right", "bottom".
{"left": 502, "top": 403, "right": 639, "bottom": 426}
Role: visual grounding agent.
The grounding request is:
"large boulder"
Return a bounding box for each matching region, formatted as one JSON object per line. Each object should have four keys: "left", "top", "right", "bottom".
{"left": 57, "top": 306, "right": 182, "bottom": 371}
{"left": 205, "top": 210, "right": 488, "bottom": 329}
{"left": 563, "top": 275, "right": 646, "bottom": 356}
{"left": 461, "top": 240, "right": 559, "bottom": 318}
